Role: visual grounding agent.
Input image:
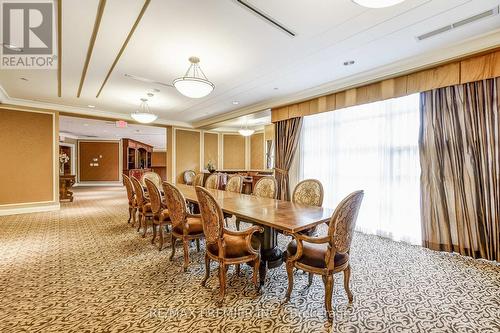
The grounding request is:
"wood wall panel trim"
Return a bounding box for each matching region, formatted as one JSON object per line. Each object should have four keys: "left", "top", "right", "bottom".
{"left": 203, "top": 132, "right": 219, "bottom": 167}
{"left": 222, "top": 134, "right": 246, "bottom": 170}
{"left": 460, "top": 50, "right": 500, "bottom": 83}
{"left": 250, "top": 132, "right": 265, "bottom": 170}
{"left": 264, "top": 124, "right": 275, "bottom": 141}
{"left": 174, "top": 129, "right": 200, "bottom": 183}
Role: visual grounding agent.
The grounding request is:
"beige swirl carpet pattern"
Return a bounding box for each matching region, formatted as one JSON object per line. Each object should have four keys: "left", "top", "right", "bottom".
{"left": 0, "top": 187, "right": 499, "bottom": 332}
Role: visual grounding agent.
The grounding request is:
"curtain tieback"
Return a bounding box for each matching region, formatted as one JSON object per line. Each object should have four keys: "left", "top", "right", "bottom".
{"left": 275, "top": 168, "right": 288, "bottom": 175}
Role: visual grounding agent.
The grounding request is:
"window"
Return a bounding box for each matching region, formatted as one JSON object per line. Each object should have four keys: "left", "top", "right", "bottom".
{"left": 299, "top": 94, "right": 421, "bottom": 244}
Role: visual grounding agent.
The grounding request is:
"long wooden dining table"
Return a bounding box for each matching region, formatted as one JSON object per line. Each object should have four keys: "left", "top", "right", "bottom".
{"left": 174, "top": 184, "right": 335, "bottom": 285}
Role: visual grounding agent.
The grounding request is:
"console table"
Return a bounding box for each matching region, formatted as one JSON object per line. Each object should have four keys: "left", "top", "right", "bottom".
{"left": 59, "top": 175, "right": 76, "bottom": 202}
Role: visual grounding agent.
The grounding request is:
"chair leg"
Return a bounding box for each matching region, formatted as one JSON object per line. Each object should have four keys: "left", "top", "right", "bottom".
{"left": 324, "top": 275, "right": 334, "bottom": 321}
{"left": 158, "top": 223, "right": 164, "bottom": 251}
{"left": 253, "top": 259, "right": 260, "bottom": 292}
{"left": 137, "top": 213, "right": 142, "bottom": 232}
{"left": 308, "top": 272, "right": 314, "bottom": 287}
{"left": 196, "top": 239, "right": 200, "bottom": 252}
{"left": 236, "top": 264, "right": 240, "bottom": 276}
{"left": 151, "top": 223, "right": 157, "bottom": 244}
{"left": 201, "top": 254, "right": 210, "bottom": 287}
{"left": 132, "top": 208, "right": 137, "bottom": 226}
{"left": 182, "top": 239, "right": 190, "bottom": 272}
{"left": 343, "top": 264, "right": 353, "bottom": 303}
{"left": 169, "top": 236, "right": 177, "bottom": 261}
{"left": 217, "top": 263, "right": 227, "bottom": 306}
{"left": 128, "top": 207, "right": 132, "bottom": 223}
{"left": 235, "top": 218, "right": 241, "bottom": 231}
{"left": 142, "top": 216, "right": 148, "bottom": 238}
{"left": 285, "top": 261, "right": 294, "bottom": 301}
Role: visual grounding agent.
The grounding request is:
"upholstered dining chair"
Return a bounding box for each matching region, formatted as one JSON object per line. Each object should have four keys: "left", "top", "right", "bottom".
{"left": 285, "top": 190, "right": 364, "bottom": 320}
{"left": 141, "top": 171, "right": 163, "bottom": 189}
{"left": 123, "top": 174, "right": 137, "bottom": 226}
{"left": 145, "top": 178, "right": 170, "bottom": 251}
{"left": 193, "top": 173, "right": 204, "bottom": 187}
{"left": 131, "top": 176, "right": 153, "bottom": 237}
{"left": 195, "top": 186, "right": 263, "bottom": 306}
{"left": 183, "top": 170, "right": 196, "bottom": 185}
{"left": 205, "top": 174, "right": 218, "bottom": 189}
{"left": 223, "top": 175, "right": 244, "bottom": 226}
{"left": 292, "top": 179, "right": 324, "bottom": 235}
{"left": 162, "top": 182, "right": 205, "bottom": 272}
{"left": 235, "top": 176, "right": 277, "bottom": 230}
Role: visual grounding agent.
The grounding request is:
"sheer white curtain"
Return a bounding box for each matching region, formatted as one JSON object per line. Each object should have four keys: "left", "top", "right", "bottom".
{"left": 299, "top": 94, "right": 421, "bottom": 244}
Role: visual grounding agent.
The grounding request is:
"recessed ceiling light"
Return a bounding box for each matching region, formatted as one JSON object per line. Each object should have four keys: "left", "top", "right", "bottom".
{"left": 232, "top": 101, "right": 240, "bottom": 105}
{"left": 3, "top": 43, "right": 22, "bottom": 52}
{"left": 343, "top": 60, "right": 355, "bottom": 66}
{"left": 87, "top": 105, "right": 95, "bottom": 108}
{"left": 20, "top": 77, "right": 29, "bottom": 81}
{"left": 135, "top": 129, "right": 141, "bottom": 133}
{"left": 273, "top": 87, "right": 279, "bottom": 90}
{"left": 352, "top": 0, "right": 405, "bottom": 8}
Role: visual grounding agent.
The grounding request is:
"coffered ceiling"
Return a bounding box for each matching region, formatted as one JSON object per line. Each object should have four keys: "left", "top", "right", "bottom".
{"left": 1, "top": 0, "right": 500, "bottom": 127}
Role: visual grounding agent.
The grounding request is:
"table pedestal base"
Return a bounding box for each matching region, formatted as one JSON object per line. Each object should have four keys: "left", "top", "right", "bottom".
{"left": 259, "top": 226, "right": 284, "bottom": 286}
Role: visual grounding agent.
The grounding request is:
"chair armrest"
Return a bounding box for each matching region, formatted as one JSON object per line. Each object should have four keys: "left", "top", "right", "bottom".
{"left": 225, "top": 226, "right": 263, "bottom": 256}
{"left": 187, "top": 213, "right": 201, "bottom": 219}
{"left": 294, "top": 233, "right": 330, "bottom": 244}
{"left": 284, "top": 232, "right": 330, "bottom": 262}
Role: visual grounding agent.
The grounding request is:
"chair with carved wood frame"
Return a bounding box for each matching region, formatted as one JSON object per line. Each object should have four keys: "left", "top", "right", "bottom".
{"left": 205, "top": 174, "right": 219, "bottom": 189}
{"left": 285, "top": 190, "right": 364, "bottom": 321}
{"left": 292, "top": 179, "right": 324, "bottom": 235}
{"left": 162, "top": 182, "right": 204, "bottom": 271}
{"left": 195, "top": 186, "right": 263, "bottom": 306}
{"left": 131, "top": 176, "right": 153, "bottom": 237}
{"left": 223, "top": 175, "right": 244, "bottom": 226}
{"left": 235, "top": 176, "right": 277, "bottom": 230}
{"left": 123, "top": 174, "right": 137, "bottom": 226}
{"left": 193, "top": 173, "right": 204, "bottom": 186}
{"left": 145, "top": 178, "right": 171, "bottom": 251}
{"left": 141, "top": 171, "right": 163, "bottom": 189}
{"left": 183, "top": 170, "right": 196, "bottom": 185}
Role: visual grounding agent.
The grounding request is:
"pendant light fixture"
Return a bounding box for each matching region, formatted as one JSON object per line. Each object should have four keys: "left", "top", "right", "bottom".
{"left": 238, "top": 118, "right": 255, "bottom": 137}
{"left": 173, "top": 57, "right": 215, "bottom": 98}
{"left": 131, "top": 98, "right": 157, "bottom": 124}
{"left": 352, "top": 0, "right": 405, "bottom": 8}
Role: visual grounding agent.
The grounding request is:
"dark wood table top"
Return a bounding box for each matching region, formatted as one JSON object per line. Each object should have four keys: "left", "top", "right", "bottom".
{"left": 175, "top": 184, "right": 334, "bottom": 233}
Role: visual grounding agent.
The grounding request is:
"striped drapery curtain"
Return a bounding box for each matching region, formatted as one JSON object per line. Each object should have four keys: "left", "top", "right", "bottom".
{"left": 419, "top": 78, "right": 499, "bottom": 261}
{"left": 274, "top": 117, "right": 303, "bottom": 201}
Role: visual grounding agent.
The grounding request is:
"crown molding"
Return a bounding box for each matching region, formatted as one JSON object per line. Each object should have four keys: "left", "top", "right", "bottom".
{"left": 193, "top": 29, "right": 500, "bottom": 128}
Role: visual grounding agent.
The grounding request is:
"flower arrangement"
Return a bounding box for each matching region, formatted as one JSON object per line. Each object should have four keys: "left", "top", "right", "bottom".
{"left": 59, "top": 152, "right": 69, "bottom": 175}
{"left": 206, "top": 160, "right": 216, "bottom": 173}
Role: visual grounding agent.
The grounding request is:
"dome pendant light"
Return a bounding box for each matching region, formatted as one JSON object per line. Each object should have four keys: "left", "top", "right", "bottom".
{"left": 131, "top": 98, "right": 157, "bottom": 124}
{"left": 352, "top": 0, "right": 405, "bottom": 8}
{"left": 238, "top": 118, "right": 255, "bottom": 137}
{"left": 173, "top": 57, "right": 215, "bottom": 99}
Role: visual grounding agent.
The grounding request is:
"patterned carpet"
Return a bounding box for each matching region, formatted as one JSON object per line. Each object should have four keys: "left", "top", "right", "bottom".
{"left": 0, "top": 187, "right": 499, "bottom": 333}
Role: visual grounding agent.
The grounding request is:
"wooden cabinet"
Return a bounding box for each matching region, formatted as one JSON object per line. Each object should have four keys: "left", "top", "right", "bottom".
{"left": 122, "top": 138, "right": 153, "bottom": 178}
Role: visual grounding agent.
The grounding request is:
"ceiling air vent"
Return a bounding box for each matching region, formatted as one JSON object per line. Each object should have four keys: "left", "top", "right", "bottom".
{"left": 417, "top": 6, "right": 499, "bottom": 41}
{"left": 235, "top": 0, "right": 296, "bottom": 37}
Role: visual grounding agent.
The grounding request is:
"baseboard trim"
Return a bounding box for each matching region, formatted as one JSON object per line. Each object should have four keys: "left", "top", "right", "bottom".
{"left": 0, "top": 203, "right": 60, "bottom": 216}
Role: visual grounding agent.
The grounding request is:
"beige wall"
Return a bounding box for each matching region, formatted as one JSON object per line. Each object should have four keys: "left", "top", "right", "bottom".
{"left": 0, "top": 108, "right": 57, "bottom": 207}
{"left": 79, "top": 141, "right": 120, "bottom": 182}
{"left": 175, "top": 129, "right": 200, "bottom": 183}
{"left": 250, "top": 133, "right": 264, "bottom": 170}
{"left": 223, "top": 134, "right": 245, "bottom": 169}
{"left": 204, "top": 132, "right": 218, "bottom": 168}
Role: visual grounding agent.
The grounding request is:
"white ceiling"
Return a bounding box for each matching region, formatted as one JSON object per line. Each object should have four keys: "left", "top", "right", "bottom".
{"left": 59, "top": 115, "right": 166, "bottom": 149}
{"left": 1, "top": 0, "right": 500, "bottom": 127}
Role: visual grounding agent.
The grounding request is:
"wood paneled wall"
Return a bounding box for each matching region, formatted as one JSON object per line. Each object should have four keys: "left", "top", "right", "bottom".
{"left": 204, "top": 132, "right": 218, "bottom": 167}
{"left": 0, "top": 109, "right": 56, "bottom": 205}
{"left": 250, "top": 133, "right": 264, "bottom": 170}
{"left": 272, "top": 49, "right": 500, "bottom": 122}
{"left": 222, "top": 134, "right": 246, "bottom": 170}
{"left": 175, "top": 129, "right": 201, "bottom": 183}
{"left": 79, "top": 141, "right": 120, "bottom": 182}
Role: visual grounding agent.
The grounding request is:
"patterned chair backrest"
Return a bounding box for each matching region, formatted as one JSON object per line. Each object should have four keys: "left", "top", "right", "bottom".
{"left": 122, "top": 174, "right": 135, "bottom": 204}
{"left": 292, "top": 179, "right": 324, "bottom": 207}
{"left": 162, "top": 182, "right": 188, "bottom": 230}
{"left": 225, "top": 175, "right": 243, "bottom": 193}
{"left": 253, "top": 176, "right": 277, "bottom": 199}
{"left": 205, "top": 174, "right": 218, "bottom": 190}
{"left": 144, "top": 178, "right": 162, "bottom": 215}
{"left": 131, "top": 176, "right": 146, "bottom": 206}
{"left": 193, "top": 173, "right": 204, "bottom": 187}
{"left": 183, "top": 170, "right": 196, "bottom": 185}
{"left": 327, "top": 191, "right": 364, "bottom": 258}
{"left": 195, "top": 186, "right": 224, "bottom": 246}
{"left": 141, "top": 172, "right": 162, "bottom": 189}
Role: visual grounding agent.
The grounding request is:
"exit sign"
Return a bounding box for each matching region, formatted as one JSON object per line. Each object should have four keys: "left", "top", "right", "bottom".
{"left": 116, "top": 120, "right": 128, "bottom": 128}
